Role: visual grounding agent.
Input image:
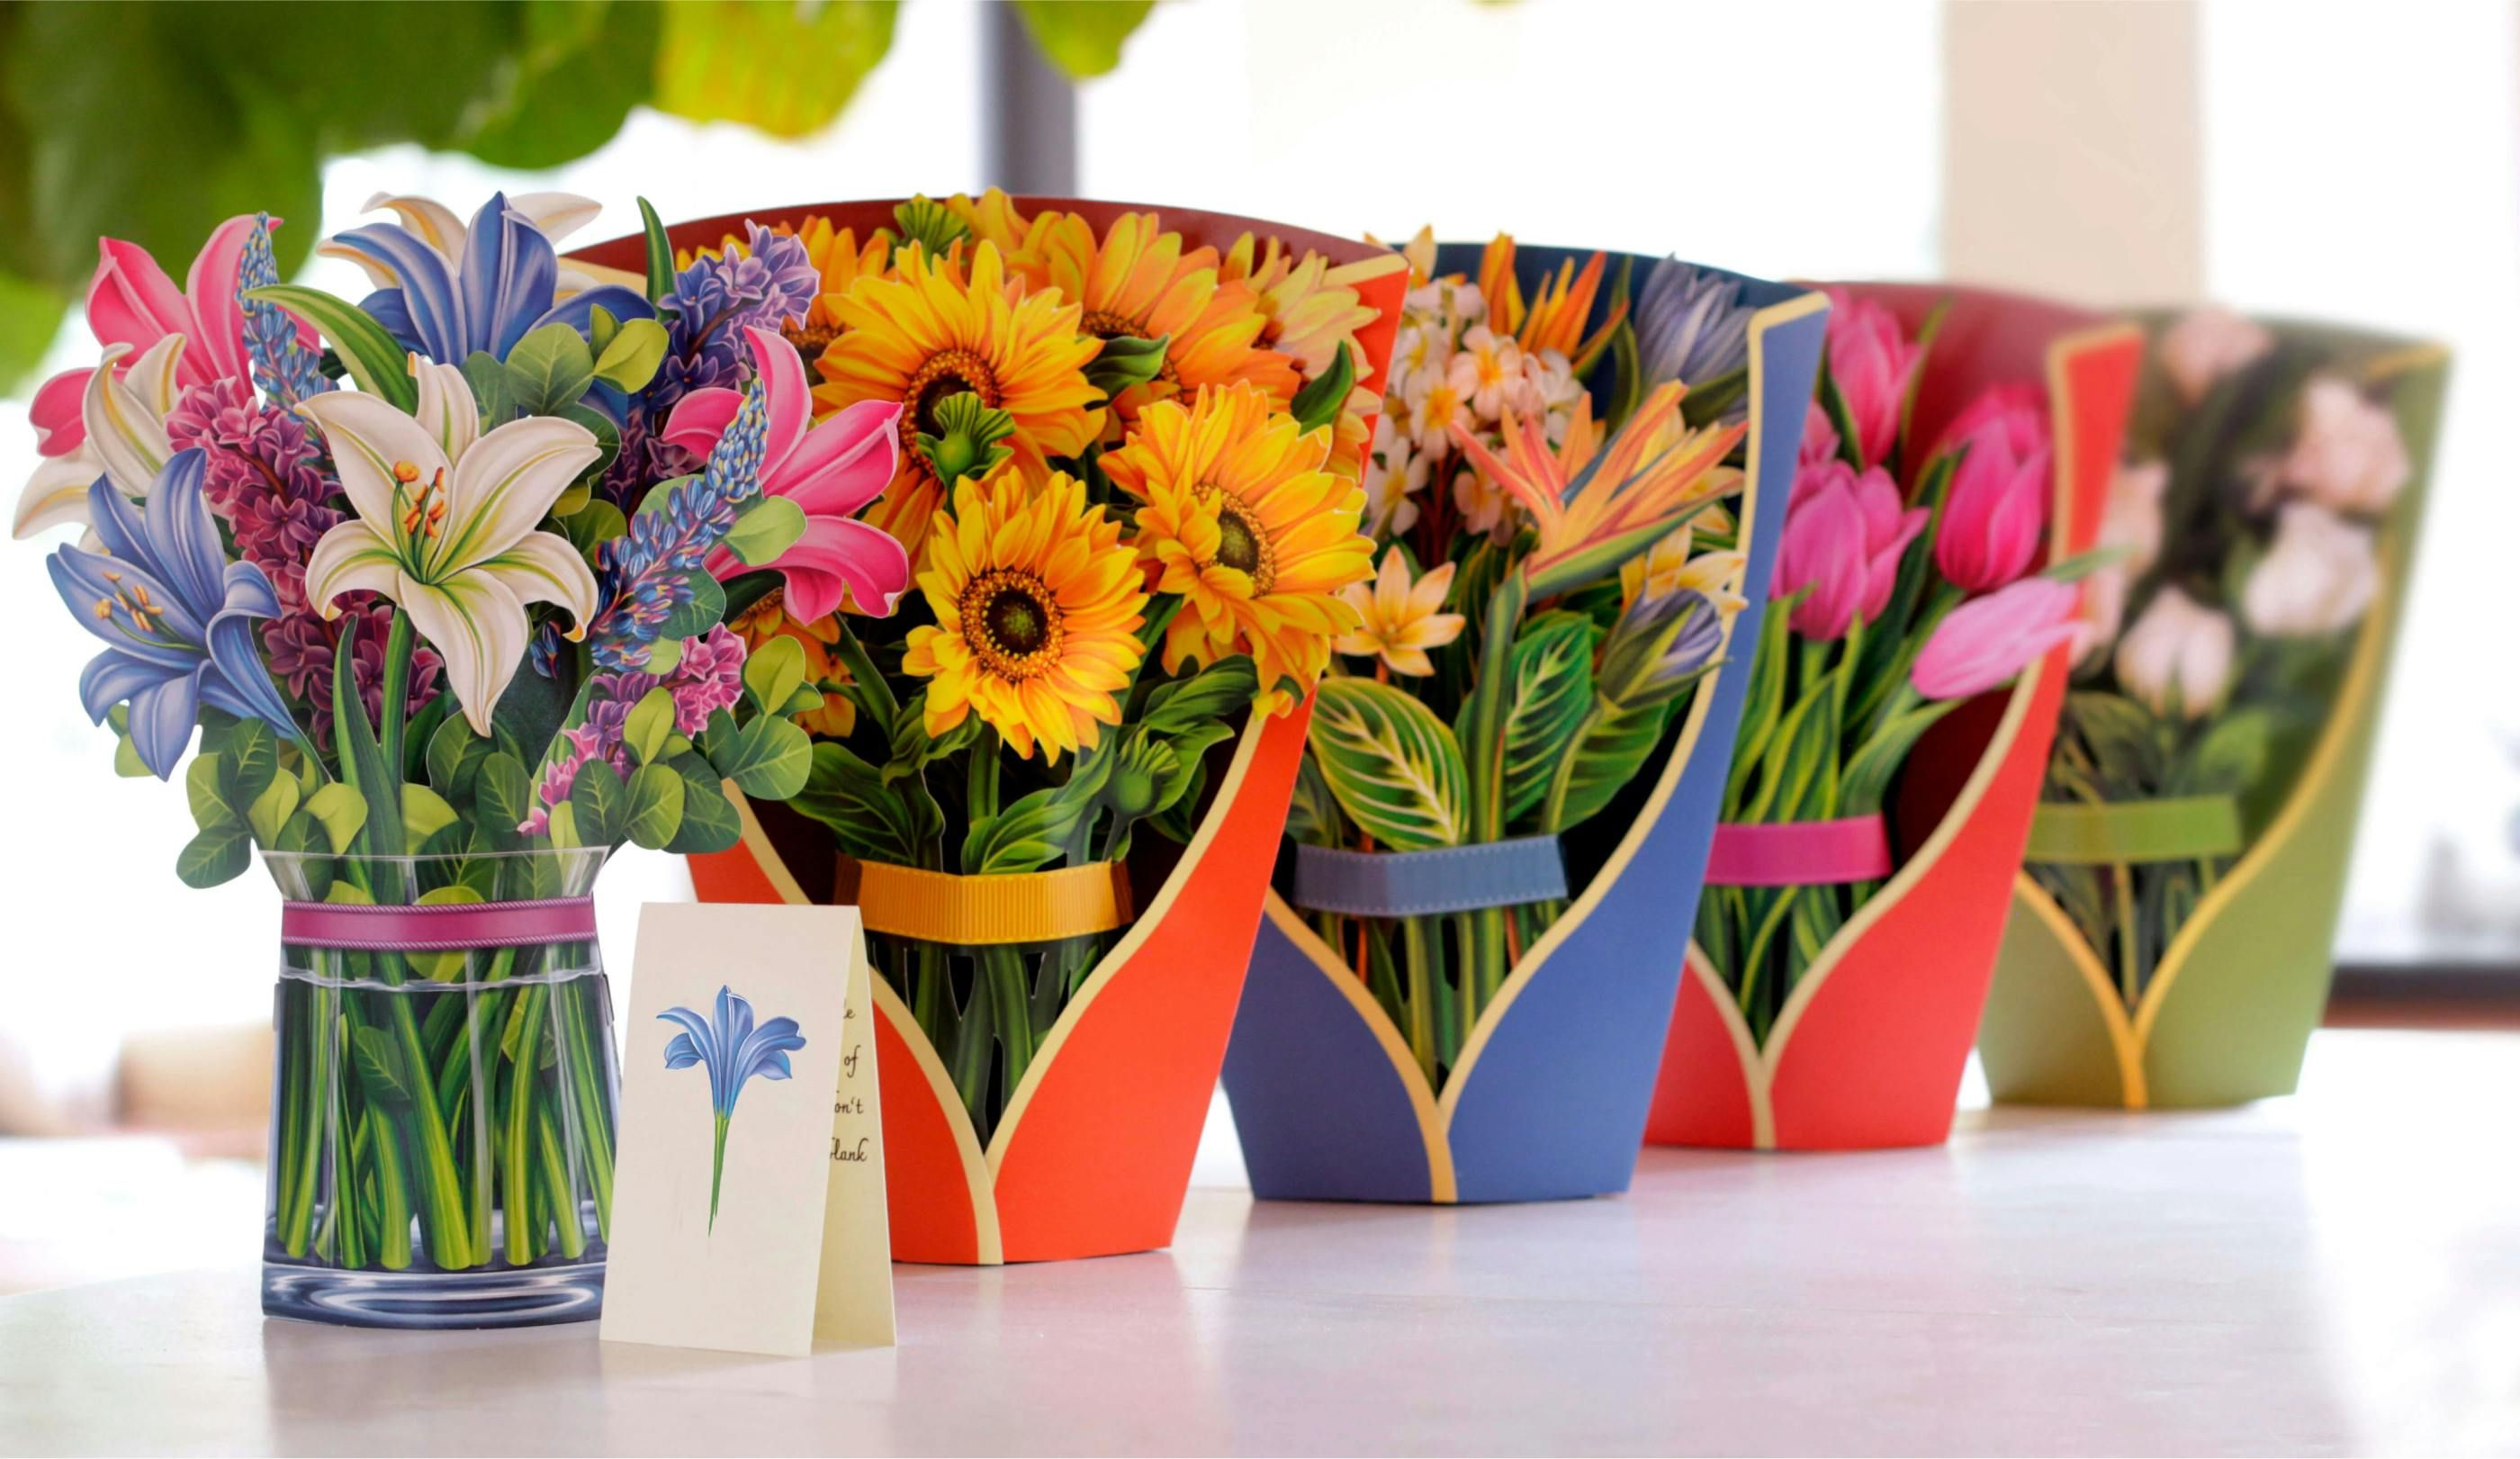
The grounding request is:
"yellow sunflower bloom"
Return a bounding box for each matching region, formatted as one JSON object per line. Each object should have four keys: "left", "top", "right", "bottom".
{"left": 815, "top": 239, "right": 1103, "bottom": 560}
{"left": 944, "top": 188, "right": 1035, "bottom": 257}
{"left": 727, "top": 588, "right": 860, "bottom": 738}
{"left": 901, "top": 471, "right": 1148, "bottom": 762}
{"left": 1220, "top": 234, "right": 1380, "bottom": 383}
{"left": 1101, "top": 383, "right": 1372, "bottom": 713}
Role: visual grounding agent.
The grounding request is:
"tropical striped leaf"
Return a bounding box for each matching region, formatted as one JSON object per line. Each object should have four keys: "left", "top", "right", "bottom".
{"left": 1497, "top": 611, "right": 1598, "bottom": 828}
{"left": 1308, "top": 678, "right": 1469, "bottom": 851}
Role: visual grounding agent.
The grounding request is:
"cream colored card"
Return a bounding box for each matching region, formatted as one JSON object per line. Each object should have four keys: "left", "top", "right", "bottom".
{"left": 599, "top": 903, "right": 896, "bottom": 1357}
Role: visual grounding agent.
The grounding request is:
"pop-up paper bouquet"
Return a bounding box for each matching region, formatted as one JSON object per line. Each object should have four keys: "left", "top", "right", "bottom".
{"left": 1643, "top": 285, "right": 2141, "bottom": 1151}
{"left": 629, "top": 193, "right": 1407, "bottom": 1262}
{"left": 1217, "top": 234, "right": 1825, "bottom": 1203}
{"left": 1979, "top": 311, "right": 2447, "bottom": 1109}
{"left": 14, "top": 194, "right": 842, "bottom": 1326}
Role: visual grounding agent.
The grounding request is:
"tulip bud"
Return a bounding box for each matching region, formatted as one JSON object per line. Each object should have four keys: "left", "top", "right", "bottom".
{"left": 1821, "top": 290, "right": 1922, "bottom": 468}
{"left": 2159, "top": 307, "right": 2273, "bottom": 404}
{"left": 1911, "top": 578, "right": 2082, "bottom": 700}
{"left": 1930, "top": 384, "right": 2053, "bottom": 592}
{"left": 2114, "top": 586, "right": 2236, "bottom": 720}
{"left": 2242, "top": 501, "right": 2380, "bottom": 637}
{"left": 2275, "top": 375, "right": 2409, "bottom": 516}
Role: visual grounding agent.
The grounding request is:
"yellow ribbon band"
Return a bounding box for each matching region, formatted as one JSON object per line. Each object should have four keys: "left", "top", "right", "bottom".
{"left": 836, "top": 859, "right": 1136, "bottom": 946}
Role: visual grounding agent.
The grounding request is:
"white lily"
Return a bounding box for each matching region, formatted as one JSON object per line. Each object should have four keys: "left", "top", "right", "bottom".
{"left": 320, "top": 191, "right": 605, "bottom": 294}
{"left": 300, "top": 356, "right": 602, "bottom": 734}
{"left": 12, "top": 334, "right": 190, "bottom": 539}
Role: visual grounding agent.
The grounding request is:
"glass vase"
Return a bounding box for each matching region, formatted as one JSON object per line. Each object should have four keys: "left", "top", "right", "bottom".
{"left": 259, "top": 848, "right": 618, "bottom": 1328}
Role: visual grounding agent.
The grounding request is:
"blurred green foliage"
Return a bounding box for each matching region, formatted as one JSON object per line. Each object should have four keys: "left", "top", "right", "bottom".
{"left": 0, "top": 0, "right": 1156, "bottom": 392}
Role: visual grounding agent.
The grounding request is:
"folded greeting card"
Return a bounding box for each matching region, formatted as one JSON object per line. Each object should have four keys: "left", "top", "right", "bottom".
{"left": 600, "top": 903, "right": 894, "bottom": 1357}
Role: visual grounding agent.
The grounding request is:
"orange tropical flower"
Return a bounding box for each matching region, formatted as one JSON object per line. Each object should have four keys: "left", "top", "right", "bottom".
{"left": 1477, "top": 235, "right": 1624, "bottom": 370}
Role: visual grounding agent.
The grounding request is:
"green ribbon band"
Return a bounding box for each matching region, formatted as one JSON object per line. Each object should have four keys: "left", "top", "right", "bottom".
{"left": 2025, "top": 796, "right": 2244, "bottom": 865}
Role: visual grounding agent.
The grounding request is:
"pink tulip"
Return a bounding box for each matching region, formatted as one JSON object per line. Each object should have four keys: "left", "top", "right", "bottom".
{"left": 1822, "top": 289, "right": 1922, "bottom": 469}
{"left": 1773, "top": 459, "right": 1929, "bottom": 640}
{"left": 1911, "top": 577, "right": 2081, "bottom": 700}
{"left": 1929, "top": 383, "right": 2053, "bottom": 592}
{"left": 666, "top": 325, "right": 911, "bottom": 622}
{"left": 1797, "top": 401, "right": 1840, "bottom": 472}
{"left": 29, "top": 217, "right": 306, "bottom": 459}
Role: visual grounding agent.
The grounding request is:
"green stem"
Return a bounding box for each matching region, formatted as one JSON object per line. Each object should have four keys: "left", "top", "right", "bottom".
{"left": 360, "top": 1106, "right": 413, "bottom": 1271}
{"left": 535, "top": 1100, "right": 588, "bottom": 1259}
{"left": 708, "top": 1112, "right": 730, "bottom": 1233}
{"left": 1399, "top": 917, "right": 1436, "bottom": 1084}
{"left": 503, "top": 984, "right": 547, "bottom": 1265}
{"left": 2113, "top": 860, "right": 2141, "bottom": 1007}
{"left": 378, "top": 609, "right": 416, "bottom": 787}
{"left": 562, "top": 977, "right": 615, "bottom": 1242}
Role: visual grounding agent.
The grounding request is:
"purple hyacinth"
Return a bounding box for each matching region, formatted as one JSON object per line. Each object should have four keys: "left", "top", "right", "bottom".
{"left": 236, "top": 214, "right": 329, "bottom": 408}
{"left": 605, "top": 225, "right": 818, "bottom": 500}
{"left": 520, "top": 626, "right": 751, "bottom": 833}
{"left": 584, "top": 385, "right": 770, "bottom": 671}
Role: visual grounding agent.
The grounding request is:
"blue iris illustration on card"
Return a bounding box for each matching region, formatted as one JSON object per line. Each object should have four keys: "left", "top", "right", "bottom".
{"left": 660, "top": 986, "right": 808, "bottom": 1231}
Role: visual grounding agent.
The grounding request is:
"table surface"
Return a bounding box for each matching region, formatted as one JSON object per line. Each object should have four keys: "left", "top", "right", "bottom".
{"left": 4, "top": 1028, "right": 2516, "bottom": 1457}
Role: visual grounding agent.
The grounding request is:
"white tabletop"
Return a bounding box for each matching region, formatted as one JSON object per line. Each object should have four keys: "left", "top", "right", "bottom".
{"left": 4, "top": 1028, "right": 2516, "bottom": 1456}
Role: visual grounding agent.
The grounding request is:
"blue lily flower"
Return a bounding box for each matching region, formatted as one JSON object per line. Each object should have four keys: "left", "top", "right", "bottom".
{"left": 660, "top": 985, "right": 808, "bottom": 1229}
{"left": 1635, "top": 257, "right": 1757, "bottom": 411}
{"left": 47, "top": 449, "right": 302, "bottom": 779}
{"left": 328, "top": 192, "right": 657, "bottom": 366}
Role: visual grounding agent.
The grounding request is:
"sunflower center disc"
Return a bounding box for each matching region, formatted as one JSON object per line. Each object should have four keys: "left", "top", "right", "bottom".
{"left": 963, "top": 568, "right": 1064, "bottom": 679}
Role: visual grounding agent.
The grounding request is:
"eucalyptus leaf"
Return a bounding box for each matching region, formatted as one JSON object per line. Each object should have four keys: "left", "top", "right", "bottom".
{"left": 622, "top": 763, "right": 688, "bottom": 850}
{"left": 176, "top": 820, "right": 252, "bottom": 888}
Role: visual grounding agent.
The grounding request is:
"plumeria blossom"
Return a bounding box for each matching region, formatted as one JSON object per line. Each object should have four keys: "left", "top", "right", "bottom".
{"left": 328, "top": 192, "right": 653, "bottom": 366}
{"left": 300, "top": 357, "right": 602, "bottom": 734}
{"left": 662, "top": 325, "right": 909, "bottom": 621}
{"left": 46, "top": 451, "right": 301, "bottom": 778}
{"left": 1446, "top": 326, "right": 1525, "bottom": 419}
{"left": 661, "top": 986, "right": 809, "bottom": 1230}
{"left": 1336, "top": 547, "right": 1465, "bottom": 678}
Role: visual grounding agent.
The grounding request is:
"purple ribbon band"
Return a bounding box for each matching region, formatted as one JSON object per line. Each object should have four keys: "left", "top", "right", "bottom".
{"left": 280, "top": 897, "right": 598, "bottom": 951}
{"left": 1705, "top": 815, "right": 1894, "bottom": 887}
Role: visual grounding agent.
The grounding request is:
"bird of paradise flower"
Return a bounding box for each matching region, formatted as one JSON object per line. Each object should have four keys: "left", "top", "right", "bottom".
{"left": 659, "top": 986, "right": 808, "bottom": 1232}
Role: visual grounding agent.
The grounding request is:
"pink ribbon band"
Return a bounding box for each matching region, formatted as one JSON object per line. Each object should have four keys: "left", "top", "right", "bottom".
{"left": 1705, "top": 815, "right": 1894, "bottom": 887}
{"left": 280, "top": 897, "right": 598, "bottom": 952}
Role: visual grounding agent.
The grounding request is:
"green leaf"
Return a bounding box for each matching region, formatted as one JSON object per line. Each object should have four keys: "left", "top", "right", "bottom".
{"left": 108, "top": 705, "right": 149, "bottom": 779}
{"left": 1840, "top": 700, "right": 1961, "bottom": 817}
{"left": 425, "top": 714, "right": 494, "bottom": 803}
{"left": 1290, "top": 340, "right": 1355, "bottom": 435}
{"left": 1083, "top": 333, "right": 1168, "bottom": 402}
{"left": 555, "top": 499, "right": 629, "bottom": 566}
{"left": 449, "top": 0, "right": 661, "bottom": 171}
{"left": 504, "top": 321, "right": 597, "bottom": 416}
{"left": 0, "top": 270, "right": 65, "bottom": 399}
{"left": 893, "top": 195, "right": 968, "bottom": 258}
{"left": 1306, "top": 678, "right": 1471, "bottom": 851}
{"left": 638, "top": 196, "right": 674, "bottom": 303}
{"left": 667, "top": 770, "right": 743, "bottom": 855}
{"left": 1549, "top": 701, "right": 1673, "bottom": 833}
{"left": 218, "top": 718, "right": 279, "bottom": 813}
{"left": 476, "top": 752, "right": 535, "bottom": 841}
{"left": 1496, "top": 612, "right": 1597, "bottom": 826}
{"left": 883, "top": 694, "right": 980, "bottom": 784}
{"left": 1138, "top": 656, "right": 1258, "bottom": 737}
{"left": 652, "top": 571, "right": 726, "bottom": 645}
{"left": 742, "top": 635, "right": 809, "bottom": 718}
{"left": 401, "top": 784, "right": 460, "bottom": 853}
{"left": 592, "top": 315, "right": 668, "bottom": 392}
{"left": 247, "top": 285, "right": 416, "bottom": 412}
{"left": 964, "top": 744, "right": 1114, "bottom": 874}
{"left": 331, "top": 626, "right": 403, "bottom": 860}
{"left": 185, "top": 753, "right": 236, "bottom": 830}
{"left": 2171, "top": 709, "right": 2273, "bottom": 799}
{"left": 1010, "top": 0, "right": 1154, "bottom": 78}
{"left": 1285, "top": 749, "right": 1346, "bottom": 848}
{"left": 790, "top": 742, "right": 930, "bottom": 865}
{"left": 463, "top": 350, "right": 518, "bottom": 426}
{"left": 349, "top": 1025, "right": 416, "bottom": 1108}
{"left": 624, "top": 688, "right": 678, "bottom": 768}
{"left": 303, "top": 782, "right": 369, "bottom": 854}
{"left": 175, "top": 820, "right": 251, "bottom": 887}
{"left": 569, "top": 757, "right": 627, "bottom": 847}
{"left": 724, "top": 495, "right": 807, "bottom": 567}
{"left": 652, "top": 0, "right": 899, "bottom": 139}
{"left": 623, "top": 763, "right": 688, "bottom": 850}
{"left": 703, "top": 708, "right": 813, "bottom": 798}
{"left": 247, "top": 774, "right": 301, "bottom": 849}
{"left": 916, "top": 391, "right": 1016, "bottom": 487}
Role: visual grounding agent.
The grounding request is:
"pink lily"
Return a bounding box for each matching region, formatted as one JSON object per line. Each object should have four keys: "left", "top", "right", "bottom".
{"left": 28, "top": 216, "right": 311, "bottom": 462}
{"left": 663, "top": 325, "right": 910, "bottom": 622}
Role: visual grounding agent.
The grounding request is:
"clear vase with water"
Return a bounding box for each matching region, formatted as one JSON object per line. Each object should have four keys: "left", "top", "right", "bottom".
{"left": 260, "top": 848, "right": 617, "bottom": 1328}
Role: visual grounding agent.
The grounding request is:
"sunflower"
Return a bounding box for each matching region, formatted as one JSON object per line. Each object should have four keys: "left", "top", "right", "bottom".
{"left": 727, "top": 588, "right": 859, "bottom": 738}
{"left": 901, "top": 470, "right": 1148, "bottom": 762}
{"left": 815, "top": 239, "right": 1102, "bottom": 560}
{"left": 1220, "top": 233, "right": 1380, "bottom": 383}
{"left": 944, "top": 187, "right": 1035, "bottom": 257}
{"left": 678, "top": 215, "right": 894, "bottom": 361}
{"left": 1014, "top": 210, "right": 1298, "bottom": 433}
{"left": 1101, "top": 383, "right": 1372, "bottom": 712}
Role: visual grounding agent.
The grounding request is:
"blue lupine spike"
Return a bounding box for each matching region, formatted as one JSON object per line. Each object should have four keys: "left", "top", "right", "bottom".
{"left": 237, "top": 216, "right": 329, "bottom": 408}
{"left": 582, "top": 382, "right": 771, "bottom": 670}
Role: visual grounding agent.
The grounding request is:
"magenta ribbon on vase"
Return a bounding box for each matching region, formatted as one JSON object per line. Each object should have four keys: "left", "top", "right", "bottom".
{"left": 279, "top": 897, "right": 598, "bottom": 952}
